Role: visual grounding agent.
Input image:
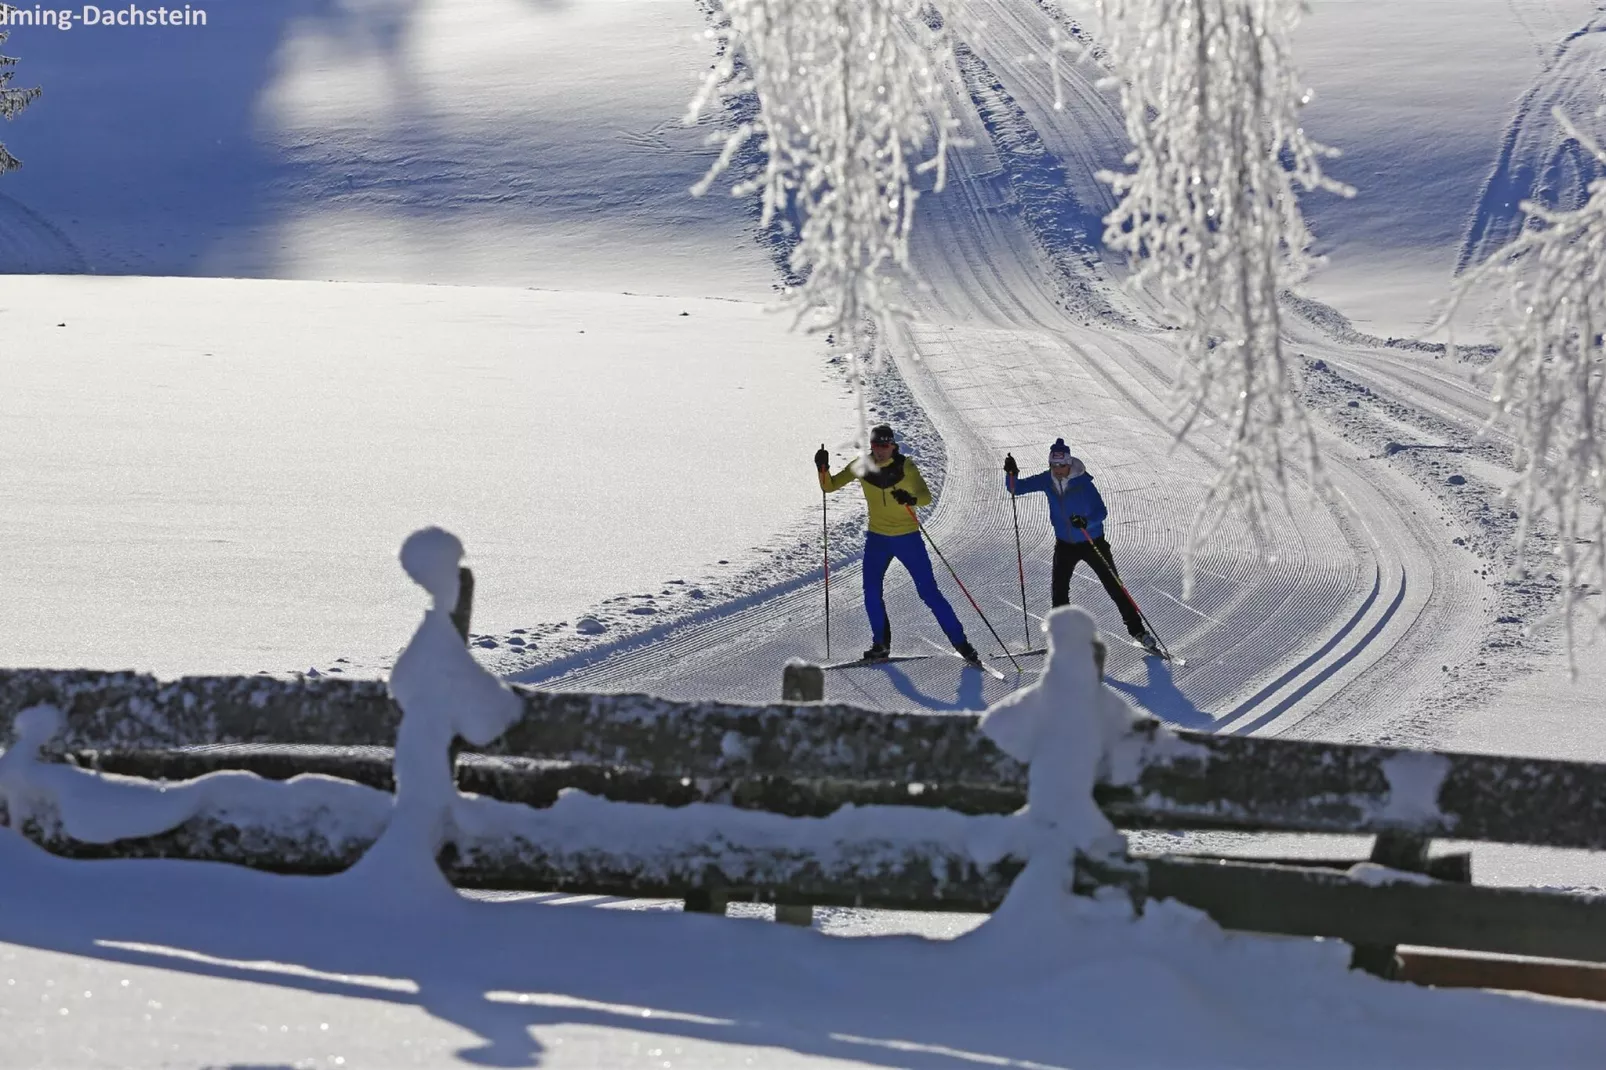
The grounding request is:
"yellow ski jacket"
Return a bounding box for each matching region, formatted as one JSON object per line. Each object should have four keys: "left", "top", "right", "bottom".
{"left": 819, "top": 451, "right": 932, "bottom": 536}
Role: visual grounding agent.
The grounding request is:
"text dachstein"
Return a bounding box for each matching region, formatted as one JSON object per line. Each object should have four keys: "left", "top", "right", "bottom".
{"left": 0, "top": 5, "right": 208, "bottom": 28}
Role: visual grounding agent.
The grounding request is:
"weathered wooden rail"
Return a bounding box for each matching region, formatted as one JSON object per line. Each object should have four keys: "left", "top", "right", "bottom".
{"left": 10, "top": 592, "right": 1606, "bottom": 1012}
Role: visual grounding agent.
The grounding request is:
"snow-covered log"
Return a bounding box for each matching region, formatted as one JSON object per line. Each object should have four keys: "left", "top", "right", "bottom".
{"left": 0, "top": 668, "right": 1026, "bottom": 788}
{"left": 13, "top": 668, "right": 1606, "bottom": 849}
{"left": 17, "top": 666, "right": 1606, "bottom": 851}
{"left": 1101, "top": 720, "right": 1606, "bottom": 851}
{"left": 75, "top": 746, "right": 1025, "bottom": 819}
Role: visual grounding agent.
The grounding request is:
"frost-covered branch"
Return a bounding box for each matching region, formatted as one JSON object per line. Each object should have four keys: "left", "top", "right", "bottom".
{"left": 1095, "top": 0, "right": 1351, "bottom": 568}
{"left": 687, "top": 0, "right": 961, "bottom": 452}
{"left": 1455, "top": 108, "right": 1606, "bottom": 659}
{"left": 0, "top": 6, "right": 41, "bottom": 176}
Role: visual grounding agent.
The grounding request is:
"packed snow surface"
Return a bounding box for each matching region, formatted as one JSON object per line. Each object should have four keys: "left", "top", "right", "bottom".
{"left": 8, "top": 0, "right": 1606, "bottom": 1065}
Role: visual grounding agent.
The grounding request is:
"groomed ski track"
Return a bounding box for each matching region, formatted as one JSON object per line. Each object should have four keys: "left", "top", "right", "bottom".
{"left": 511, "top": 3, "right": 1514, "bottom": 743}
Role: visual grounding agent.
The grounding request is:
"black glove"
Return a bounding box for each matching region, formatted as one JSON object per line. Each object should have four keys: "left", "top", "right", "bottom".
{"left": 1003, "top": 453, "right": 1018, "bottom": 476}
{"left": 1070, "top": 515, "right": 1088, "bottom": 529}
{"left": 814, "top": 445, "right": 830, "bottom": 470}
{"left": 891, "top": 488, "right": 917, "bottom": 506}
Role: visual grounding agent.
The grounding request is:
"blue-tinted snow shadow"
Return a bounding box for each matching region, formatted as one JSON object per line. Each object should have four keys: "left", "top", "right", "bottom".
{"left": 0, "top": 834, "right": 1127, "bottom": 1070}
{"left": 2, "top": 2, "right": 367, "bottom": 273}
{"left": 880, "top": 657, "right": 993, "bottom": 712}
{"left": 0, "top": 0, "right": 580, "bottom": 276}
{"left": 9, "top": 830, "right": 1606, "bottom": 1070}
{"left": 1105, "top": 656, "right": 1214, "bottom": 731}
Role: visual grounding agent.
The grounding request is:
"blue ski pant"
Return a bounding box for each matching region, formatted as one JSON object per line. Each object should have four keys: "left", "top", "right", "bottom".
{"left": 862, "top": 530, "right": 967, "bottom": 647}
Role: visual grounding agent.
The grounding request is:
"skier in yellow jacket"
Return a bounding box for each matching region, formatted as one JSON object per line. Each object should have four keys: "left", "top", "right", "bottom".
{"left": 816, "top": 424, "right": 979, "bottom": 664}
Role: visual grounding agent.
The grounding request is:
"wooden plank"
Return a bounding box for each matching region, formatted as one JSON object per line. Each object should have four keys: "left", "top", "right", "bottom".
{"left": 70, "top": 746, "right": 1025, "bottom": 818}
{"left": 18, "top": 814, "right": 1019, "bottom": 914}
{"left": 1102, "top": 720, "right": 1606, "bottom": 851}
{"left": 3, "top": 669, "right": 1022, "bottom": 788}
{"left": 1135, "top": 855, "right": 1606, "bottom": 965}
{"left": 18, "top": 668, "right": 1606, "bottom": 852}
{"left": 1398, "top": 950, "right": 1606, "bottom": 1003}
{"left": 1166, "top": 851, "right": 1471, "bottom": 884}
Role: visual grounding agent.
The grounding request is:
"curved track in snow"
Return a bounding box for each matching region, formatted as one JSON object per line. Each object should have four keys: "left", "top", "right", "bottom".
{"left": 511, "top": 8, "right": 1520, "bottom": 740}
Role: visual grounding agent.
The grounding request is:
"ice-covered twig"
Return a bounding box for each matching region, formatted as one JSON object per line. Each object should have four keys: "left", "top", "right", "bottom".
{"left": 1451, "top": 109, "right": 1606, "bottom": 669}
{"left": 1094, "top": 0, "right": 1352, "bottom": 588}
{"left": 687, "top": 0, "right": 963, "bottom": 455}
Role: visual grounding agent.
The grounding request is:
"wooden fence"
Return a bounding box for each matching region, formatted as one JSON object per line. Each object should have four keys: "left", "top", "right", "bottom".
{"left": 4, "top": 567, "right": 1606, "bottom": 1001}
{"left": 6, "top": 656, "right": 1606, "bottom": 992}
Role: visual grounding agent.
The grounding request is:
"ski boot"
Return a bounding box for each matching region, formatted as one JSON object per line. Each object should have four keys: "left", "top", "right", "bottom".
{"left": 954, "top": 640, "right": 983, "bottom": 667}
{"left": 1135, "top": 630, "right": 1163, "bottom": 656}
{"left": 862, "top": 642, "right": 891, "bottom": 663}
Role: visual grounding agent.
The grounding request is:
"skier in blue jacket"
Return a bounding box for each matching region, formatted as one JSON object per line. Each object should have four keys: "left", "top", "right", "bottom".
{"left": 1006, "top": 438, "right": 1158, "bottom": 652}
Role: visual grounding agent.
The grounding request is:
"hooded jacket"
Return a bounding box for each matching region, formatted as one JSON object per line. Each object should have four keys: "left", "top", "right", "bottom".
{"left": 821, "top": 450, "right": 932, "bottom": 536}
{"left": 1007, "top": 456, "right": 1109, "bottom": 541}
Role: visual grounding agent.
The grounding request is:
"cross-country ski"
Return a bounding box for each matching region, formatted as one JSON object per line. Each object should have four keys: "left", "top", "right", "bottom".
{"left": 820, "top": 653, "right": 934, "bottom": 671}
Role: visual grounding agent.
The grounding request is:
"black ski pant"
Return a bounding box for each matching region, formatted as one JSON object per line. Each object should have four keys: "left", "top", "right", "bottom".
{"left": 1052, "top": 534, "right": 1145, "bottom": 637}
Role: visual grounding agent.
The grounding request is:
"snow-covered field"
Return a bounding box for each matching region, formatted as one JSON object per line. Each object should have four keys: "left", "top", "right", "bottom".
{"left": 7, "top": 0, "right": 1606, "bottom": 1064}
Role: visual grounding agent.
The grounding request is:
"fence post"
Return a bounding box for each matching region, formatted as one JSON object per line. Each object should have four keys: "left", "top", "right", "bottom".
{"left": 775, "top": 903, "right": 814, "bottom": 927}
{"left": 448, "top": 566, "right": 475, "bottom": 777}
{"left": 683, "top": 886, "right": 729, "bottom": 916}
{"left": 1351, "top": 830, "right": 1432, "bottom": 977}
{"left": 776, "top": 660, "right": 822, "bottom": 926}
{"left": 450, "top": 566, "right": 475, "bottom": 644}
{"left": 782, "top": 661, "right": 824, "bottom": 702}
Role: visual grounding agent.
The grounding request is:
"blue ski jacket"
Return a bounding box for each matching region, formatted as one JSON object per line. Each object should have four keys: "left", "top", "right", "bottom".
{"left": 1008, "top": 458, "right": 1109, "bottom": 541}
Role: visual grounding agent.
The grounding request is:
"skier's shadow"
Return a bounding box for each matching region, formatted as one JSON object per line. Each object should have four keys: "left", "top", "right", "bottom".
{"left": 1105, "top": 657, "right": 1213, "bottom": 729}
{"left": 882, "top": 661, "right": 992, "bottom": 712}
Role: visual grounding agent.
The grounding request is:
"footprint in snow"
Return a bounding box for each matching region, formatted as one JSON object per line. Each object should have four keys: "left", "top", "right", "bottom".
{"left": 576, "top": 617, "right": 607, "bottom": 635}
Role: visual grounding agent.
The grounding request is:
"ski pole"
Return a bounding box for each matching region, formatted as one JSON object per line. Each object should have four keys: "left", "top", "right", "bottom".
{"left": 819, "top": 455, "right": 832, "bottom": 659}
{"left": 1008, "top": 482, "right": 1030, "bottom": 651}
{"left": 1072, "top": 525, "right": 1174, "bottom": 661}
{"left": 904, "top": 504, "right": 1022, "bottom": 674}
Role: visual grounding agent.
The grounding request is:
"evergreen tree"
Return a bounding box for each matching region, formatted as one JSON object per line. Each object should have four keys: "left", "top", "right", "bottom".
{"left": 0, "top": 5, "right": 41, "bottom": 176}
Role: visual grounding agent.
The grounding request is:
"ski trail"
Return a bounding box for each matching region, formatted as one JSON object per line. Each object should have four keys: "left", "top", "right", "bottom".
{"left": 519, "top": 15, "right": 1490, "bottom": 740}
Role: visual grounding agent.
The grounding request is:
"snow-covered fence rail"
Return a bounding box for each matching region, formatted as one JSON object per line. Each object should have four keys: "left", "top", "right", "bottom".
{"left": 7, "top": 662, "right": 1606, "bottom": 963}
{"left": 7, "top": 668, "right": 1606, "bottom": 850}
{"left": 0, "top": 667, "right": 1027, "bottom": 817}
{"left": 7, "top": 526, "right": 1606, "bottom": 997}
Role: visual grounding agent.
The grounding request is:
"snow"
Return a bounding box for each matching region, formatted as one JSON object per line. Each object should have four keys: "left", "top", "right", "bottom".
{"left": 9, "top": 0, "right": 1606, "bottom": 1063}
{"left": 10, "top": 601, "right": 1606, "bottom": 1066}
{"left": 1378, "top": 750, "right": 1453, "bottom": 828}
{"left": 0, "top": 276, "right": 859, "bottom": 677}
{"left": 345, "top": 528, "right": 522, "bottom": 900}
{"left": 10, "top": 825, "right": 1606, "bottom": 1070}
{"left": 1347, "top": 862, "right": 1439, "bottom": 888}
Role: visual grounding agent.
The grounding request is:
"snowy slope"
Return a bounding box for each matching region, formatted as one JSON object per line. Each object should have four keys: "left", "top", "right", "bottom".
{"left": 0, "top": 275, "right": 859, "bottom": 677}
{"left": 494, "top": 0, "right": 1566, "bottom": 750}
{"left": 0, "top": 0, "right": 777, "bottom": 297}
{"left": 11, "top": 0, "right": 1606, "bottom": 1065}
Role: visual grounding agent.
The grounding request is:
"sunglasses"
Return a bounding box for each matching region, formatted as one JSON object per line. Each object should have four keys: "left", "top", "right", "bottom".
{"left": 871, "top": 438, "right": 895, "bottom": 447}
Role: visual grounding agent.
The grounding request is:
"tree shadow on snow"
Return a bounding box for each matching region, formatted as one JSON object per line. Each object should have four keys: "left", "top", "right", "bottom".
{"left": 0, "top": 0, "right": 522, "bottom": 276}
{"left": 7, "top": 824, "right": 1606, "bottom": 1069}
{"left": 0, "top": 845, "right": 1096, "bottom": 1070}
